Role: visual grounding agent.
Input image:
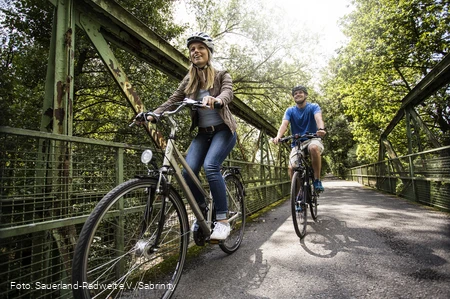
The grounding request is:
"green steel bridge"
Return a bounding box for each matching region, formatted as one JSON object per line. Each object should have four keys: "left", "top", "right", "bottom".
{"left": 0, "top": 1, "right": 449, "bottom": 298}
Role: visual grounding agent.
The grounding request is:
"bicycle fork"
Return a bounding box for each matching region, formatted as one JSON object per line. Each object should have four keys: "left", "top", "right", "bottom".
{"left": 295, "top": 180, "right": 307, "bottom": 213}
{"left": 295, "top": 195, "right": 306, "bottom": 212}
{"left": 135, "top": 182, "right": 171, "bottom": 256}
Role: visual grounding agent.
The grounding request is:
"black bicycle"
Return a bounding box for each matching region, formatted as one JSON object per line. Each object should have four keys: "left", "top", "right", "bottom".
{"left": 71, "top": 99, "right": 246, "bottom": 299}
{"left": 279, "top": 133, "right": 320, "bottom": 238}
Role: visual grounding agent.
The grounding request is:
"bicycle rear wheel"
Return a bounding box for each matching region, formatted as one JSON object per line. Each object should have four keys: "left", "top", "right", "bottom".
{"left": 72, "top": 178, "right": 189, "bottom": 299}
{"left": 291, "top": 171, "right": 307, "bottom": 238}
{"left": 219, "top": 174, "right": 246, "bottom": 254}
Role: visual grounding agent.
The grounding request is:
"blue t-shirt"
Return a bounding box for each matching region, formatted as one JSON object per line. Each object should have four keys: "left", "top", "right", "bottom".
{"left": 283, "top": 103, "right": 321, "bottom": 147}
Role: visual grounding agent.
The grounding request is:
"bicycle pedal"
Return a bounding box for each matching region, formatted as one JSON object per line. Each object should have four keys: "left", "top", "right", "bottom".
{"left": 192, "top": 222, "right": 206, "bottom": 246}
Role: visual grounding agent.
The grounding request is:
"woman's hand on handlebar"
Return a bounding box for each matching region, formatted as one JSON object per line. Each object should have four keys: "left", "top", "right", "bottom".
{"left": 131, "top": 97, "right": 222, "bottom": 127}
{"left": 202, "top": 96, "right": 223, "bottom": 109}
{"left": 132, "top": 112, "right": 155, "bottom": 126}
{"left": 145, "top": 114, "right": 155, "bottom": 122}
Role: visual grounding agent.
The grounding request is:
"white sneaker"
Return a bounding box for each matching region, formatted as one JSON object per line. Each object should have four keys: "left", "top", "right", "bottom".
{"left": 210, "top": 222, "right": 230, "bottom": 240}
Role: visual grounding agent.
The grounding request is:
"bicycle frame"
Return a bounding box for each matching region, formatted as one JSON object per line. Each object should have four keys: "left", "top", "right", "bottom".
{"left": 294, "top": 144, "right": 311, "bottom": 172}
{"left": 148, "top": 103, "right": 240, "bottom": 237}
{"left": 295, "top": 151, "right": 314, "bottom": 201}
{"left": 165, "top": 138, "right": 212, "bottom": 235}
{"left": 71, "top": 99, "right": 244, "bottom": 299}
{"left": 280, "top": 133, "right": 320, "bottom": 201}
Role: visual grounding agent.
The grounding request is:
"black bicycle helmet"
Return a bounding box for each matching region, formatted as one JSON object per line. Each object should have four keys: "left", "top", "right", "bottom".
{"left": 186, "top": 32, "right": 215, "bottom": 54}
{"left": 292, "top": 85, "right": 308, "bottom": 96}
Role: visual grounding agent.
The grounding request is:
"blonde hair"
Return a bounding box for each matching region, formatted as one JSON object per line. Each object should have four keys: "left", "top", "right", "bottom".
{"left": 184, "top": 48, "right": 216, "bottom": 95}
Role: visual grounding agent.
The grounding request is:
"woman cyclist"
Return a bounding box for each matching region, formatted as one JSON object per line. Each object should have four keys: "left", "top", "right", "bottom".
{"left": 144, "top": 32, "right": 237, "bottom": 240}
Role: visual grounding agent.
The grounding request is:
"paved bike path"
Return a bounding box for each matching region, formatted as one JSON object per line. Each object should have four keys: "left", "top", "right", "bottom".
{"left": 173, "top": 179, "right": 450, "bottom": 299}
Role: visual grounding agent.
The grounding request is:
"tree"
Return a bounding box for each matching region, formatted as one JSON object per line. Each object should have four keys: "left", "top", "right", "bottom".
{"left": 322, "top": 0, "right": 449, "bottom": 164}
{"left": 0, "top": 0, "right": 54, "bottom": 129}
{"left": 183, "top": 0, "right": 319, "bottom": 160}
{"left": 0, "top": 0, "right": 188, "bottom": 147}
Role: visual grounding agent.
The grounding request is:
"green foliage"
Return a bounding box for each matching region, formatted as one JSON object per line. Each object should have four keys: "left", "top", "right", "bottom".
{"left": 322, "top": 0, "right": 450, "bottom": 165}
{"left": 116, "top": 0, "right": 186, "bottom": 39}
{"left": 0, "top": 0, "right": 186, "bottom": 148}
{"left": 0, "top": 0, "right": 53, "bottom": 129}
{"left": 185, "top": 0, "right": 316, "bottom": 160}
{"left": 2, "top": 0, "right": 449, "bottom": 177}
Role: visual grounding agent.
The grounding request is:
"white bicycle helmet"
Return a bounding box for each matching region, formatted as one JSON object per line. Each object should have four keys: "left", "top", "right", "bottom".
{"left": 186, "top": 32, "right": 215, "bottom": 54}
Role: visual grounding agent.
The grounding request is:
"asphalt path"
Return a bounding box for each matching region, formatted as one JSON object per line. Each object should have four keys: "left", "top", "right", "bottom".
{"left": 173, "top": 179, "right": 450, "bottom": 299}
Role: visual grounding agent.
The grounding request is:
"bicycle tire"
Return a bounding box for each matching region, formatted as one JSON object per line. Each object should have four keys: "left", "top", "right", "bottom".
{"left": 291, "top": 171, "right": 307, "bottom": 238}
{"left": 72, "top": 178, "right": 189, "bottom": 299}
{"left": 219, "top": 174, "right": 246, "bottom": 254}
{"left": 309, "top": 183, "right": 318, "bottom": 221}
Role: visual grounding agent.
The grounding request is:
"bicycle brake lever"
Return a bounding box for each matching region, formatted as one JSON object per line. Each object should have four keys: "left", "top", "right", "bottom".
{"left": 130, "top": 112, "right": 147, "bottom": 127}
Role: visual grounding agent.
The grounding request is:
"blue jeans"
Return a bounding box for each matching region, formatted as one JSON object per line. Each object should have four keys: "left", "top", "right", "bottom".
{"left": 182, "top": 129, "right": 237, "bottom": 220}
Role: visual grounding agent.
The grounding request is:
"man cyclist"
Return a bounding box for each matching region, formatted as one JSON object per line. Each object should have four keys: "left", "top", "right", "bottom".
{"left": 272, "top": 85, "right": 326, "bottom": 191}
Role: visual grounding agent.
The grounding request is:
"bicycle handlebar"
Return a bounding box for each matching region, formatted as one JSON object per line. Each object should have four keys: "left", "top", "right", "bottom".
{"left": 130, "top": 98, "right": 222, "bottom": 127}
{"left": 278, "top": 133, "right": 320, "bottom": 143}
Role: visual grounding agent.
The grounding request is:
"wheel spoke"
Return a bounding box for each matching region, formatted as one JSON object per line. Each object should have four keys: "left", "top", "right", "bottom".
{"left": 72, "top": 178, "right": 188, "bottom": 299}
{"left": 220, "top": 174, "right": 245, "bottom": 254}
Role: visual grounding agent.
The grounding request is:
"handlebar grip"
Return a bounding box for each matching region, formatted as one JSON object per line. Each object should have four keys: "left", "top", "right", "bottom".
{"left": 193, "top": 100, "right": 223, "bottom": 109}
{"left": 129, "top": 112, "right": 147, "bottom": 127}
{"left": 130, "top": 111, "right": 159, "bottom": 127}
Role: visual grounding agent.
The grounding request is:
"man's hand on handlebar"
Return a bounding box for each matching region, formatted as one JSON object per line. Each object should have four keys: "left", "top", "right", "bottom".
{"left": 316, "top": 129, "right": 327, "bottom": 138}
{"left": 271, "top": 132, "right": 324, "bottom": 144}
{"left": 271, "top": 136, "right": 282, "bottom": 145}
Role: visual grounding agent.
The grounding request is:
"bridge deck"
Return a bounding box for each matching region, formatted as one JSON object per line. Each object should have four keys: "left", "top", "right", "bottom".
{"left": 171, "top": 179, "right": 450, "bottom": 298}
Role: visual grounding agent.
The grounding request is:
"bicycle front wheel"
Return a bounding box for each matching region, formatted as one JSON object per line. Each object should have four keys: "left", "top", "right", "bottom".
{"left": 72, "top": 178, "right": 189, "bottom": 299}
{"left": 309, "top": 183, "right": 318, "bottom": 221}
{"left": 291, "top": 171, "right": 307, "bottom": 239}
{"left": 219, "top": 174, "right": 246, "bottom": 254}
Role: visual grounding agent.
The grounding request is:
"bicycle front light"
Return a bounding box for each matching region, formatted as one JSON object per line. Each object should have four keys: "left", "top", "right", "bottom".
{"left": 141, "top": 149, "right": 153, "bottom": 165}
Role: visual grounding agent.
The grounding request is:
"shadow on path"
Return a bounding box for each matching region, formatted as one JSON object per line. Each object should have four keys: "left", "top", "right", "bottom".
{"left": 172, "top": 179, "right": 450, "bottom": 298}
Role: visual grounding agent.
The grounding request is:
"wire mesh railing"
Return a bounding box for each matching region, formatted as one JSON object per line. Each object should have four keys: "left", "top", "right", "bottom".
{"left": 0, "top": 127, "right": 290, "bottom": 299}
{"left": 345, "top": 146, "right": 450, "bottom": 212}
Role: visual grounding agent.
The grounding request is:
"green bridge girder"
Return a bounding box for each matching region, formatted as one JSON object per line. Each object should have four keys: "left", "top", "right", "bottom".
{"left": 41, "top": 0, "right": 450, "bottom": 211}
{"left": 0, "top": 0, "right": 289, "bottom": 294}
{"left": 379, "top": 53, "right": 450, "bottom": 163}
{"left": 47, "top": 0, "right": 278, "bottom": 144}
{"left": 1, "top": 2, "right": 450, "bottom": 299}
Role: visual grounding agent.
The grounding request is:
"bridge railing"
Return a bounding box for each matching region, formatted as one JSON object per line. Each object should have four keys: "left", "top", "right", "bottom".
{"left": 0, "top": 126, "right": 290, "bottom": 299}
{"left": 345, "top": 145, "right": 450, "bottom": 212}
